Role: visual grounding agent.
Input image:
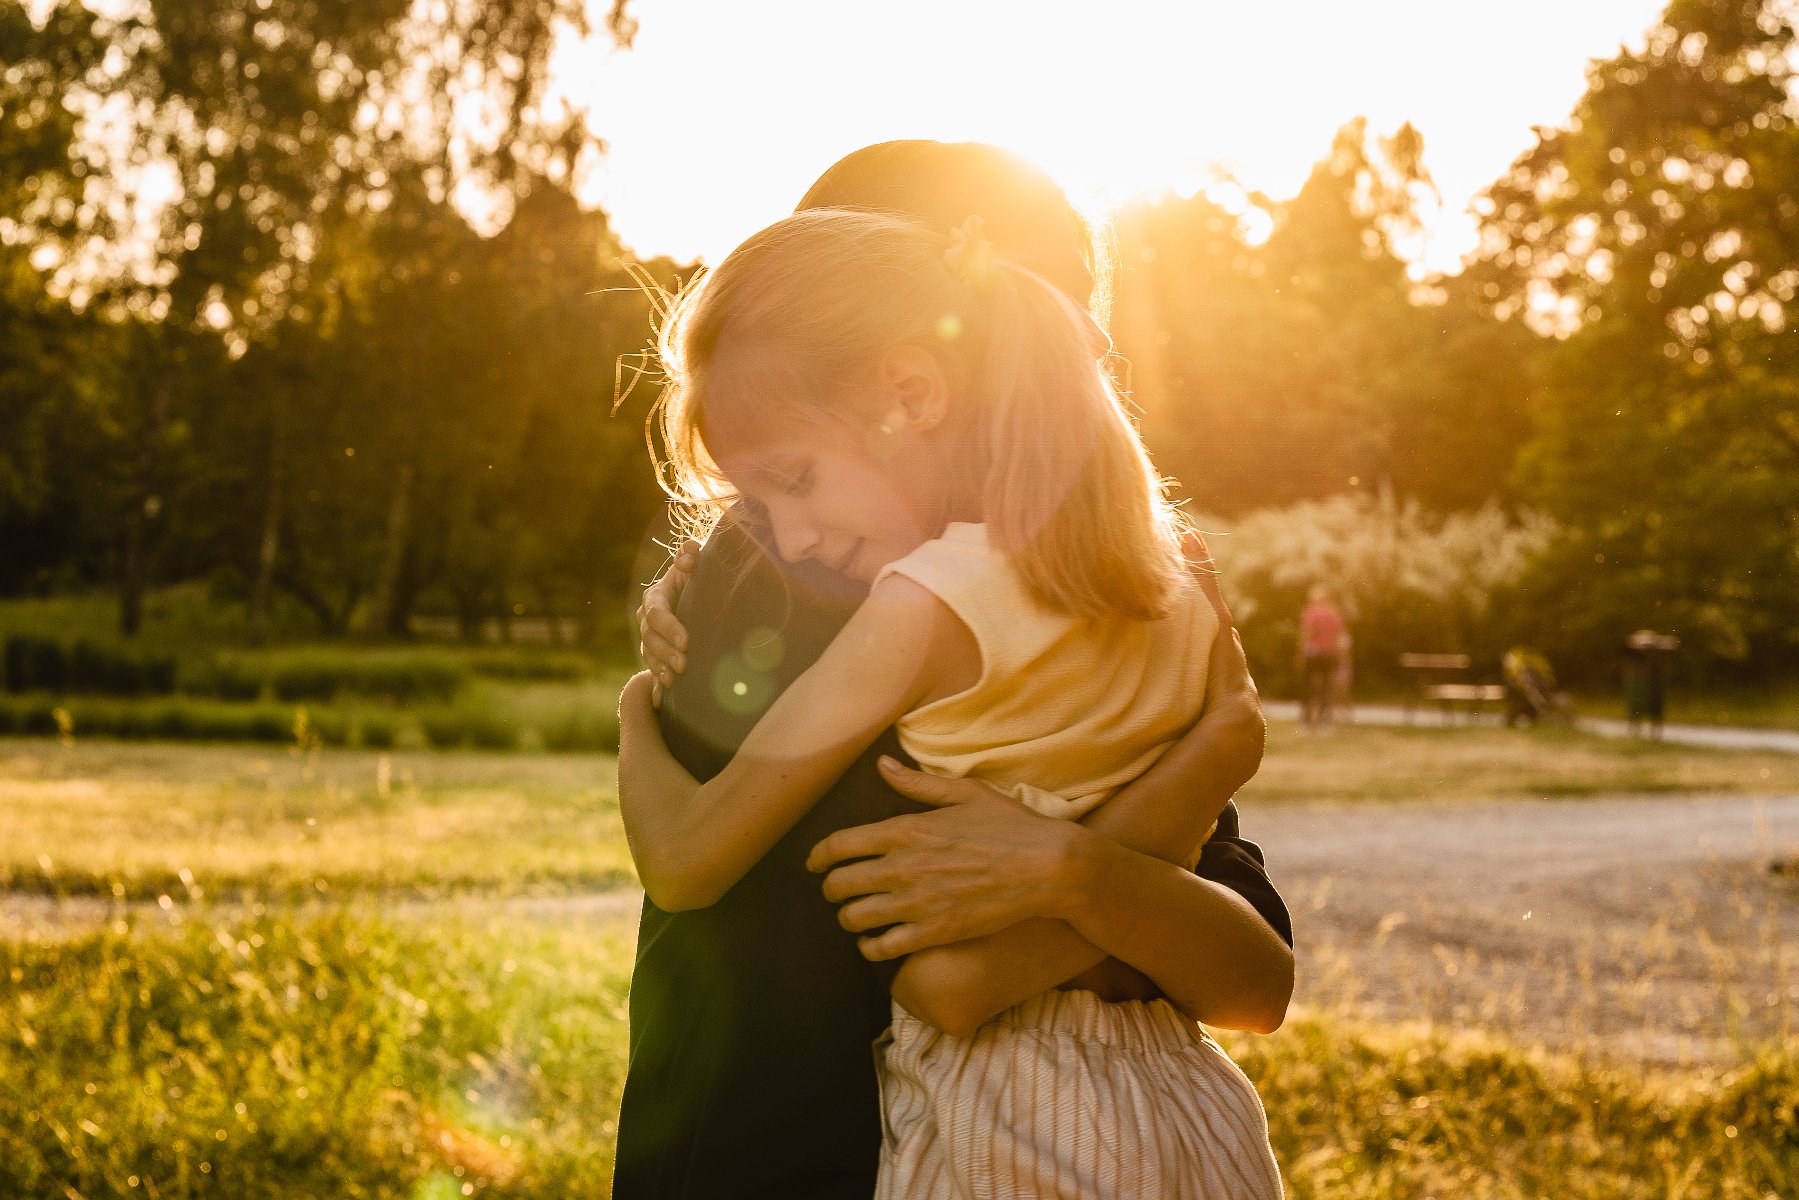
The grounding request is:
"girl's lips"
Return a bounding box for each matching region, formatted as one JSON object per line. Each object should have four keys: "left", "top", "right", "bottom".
{"left": 832, "top": 539, "right": 864, "bottom": 578}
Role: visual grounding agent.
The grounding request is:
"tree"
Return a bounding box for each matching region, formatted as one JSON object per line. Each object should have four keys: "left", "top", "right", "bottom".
{"left": 1114, "top": 120, "right": 1532, "bottom": 516}
{"left": 5, "top": 0, "right": 637, "bottom": 635}
{"left": 1477, "top": 0, "right": 1799, "bottom": 675}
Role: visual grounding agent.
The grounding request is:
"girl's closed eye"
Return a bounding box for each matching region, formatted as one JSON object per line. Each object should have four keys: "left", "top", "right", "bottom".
{"left": 782, "top": 466, "right": 815, "bottom": 497}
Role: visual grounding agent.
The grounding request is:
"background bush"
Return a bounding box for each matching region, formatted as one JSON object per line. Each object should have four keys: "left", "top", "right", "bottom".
{"left": 1205, "top": 494, "right": 1556, "bottom": 695}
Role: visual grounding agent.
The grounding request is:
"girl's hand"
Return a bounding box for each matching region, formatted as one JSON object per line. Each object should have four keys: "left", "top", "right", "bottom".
{"left": 636, "top": 540, "right": 699, "bottom": 705}
{"left": 807, "top": 757, "right": 1089, "bottom": 961}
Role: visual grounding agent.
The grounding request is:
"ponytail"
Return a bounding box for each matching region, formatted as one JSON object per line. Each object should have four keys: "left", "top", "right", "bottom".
{"left": 967, "top": 262, "right": 1188, "bottom": 621}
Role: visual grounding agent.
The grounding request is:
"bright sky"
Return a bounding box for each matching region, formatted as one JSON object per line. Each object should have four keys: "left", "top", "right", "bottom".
{"left": 555, "top": 0, "right": 1670, "bottom": 275}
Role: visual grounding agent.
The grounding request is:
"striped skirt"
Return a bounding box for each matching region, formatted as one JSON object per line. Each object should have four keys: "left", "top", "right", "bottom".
{"left": 874, "top": 990, "right": 1283, "bottom": 1200}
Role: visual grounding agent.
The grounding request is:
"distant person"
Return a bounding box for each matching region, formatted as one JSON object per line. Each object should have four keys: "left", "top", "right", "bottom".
{"left": 613, "top": 141, "right": 1292, "bottom": 1200}
{"left": 1624, "top": 630, "right": 1678, "bottom": 739}
{"left": 1296, "top": 585, "right": 1348, "bottom": 732}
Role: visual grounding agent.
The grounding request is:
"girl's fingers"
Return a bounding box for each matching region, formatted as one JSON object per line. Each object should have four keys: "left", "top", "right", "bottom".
{"left": 639, "top": 610, "right": 689, "bottom": 681}
{"left": 645, "top": 604, "right": 689, "bottom": 656}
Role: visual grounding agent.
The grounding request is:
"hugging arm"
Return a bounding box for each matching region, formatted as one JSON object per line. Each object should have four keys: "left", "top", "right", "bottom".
{"left": 635, "top": 531, "right": 1292, "bottom": 1032}
{"left": 618, "top": 574, "right": 959, "bottom": 911}
{"left": 810, "top": 534, "right": 1290, "bottom": 1035}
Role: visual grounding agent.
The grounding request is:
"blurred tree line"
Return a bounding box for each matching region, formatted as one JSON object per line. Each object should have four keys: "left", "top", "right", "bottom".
{"left": 1112, "top": 0, "right": 1797, "bottom": 684}
{"left": 1, "top": 0, "right": 1794, "bottom": 681}
{"left": 0, "top": 0, "right": 671, "bottom": 646}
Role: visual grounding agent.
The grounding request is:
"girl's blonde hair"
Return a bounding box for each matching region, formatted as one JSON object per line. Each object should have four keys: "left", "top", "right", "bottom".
{"left": 652, "top": 207, "right": 1188, "bottom": 622}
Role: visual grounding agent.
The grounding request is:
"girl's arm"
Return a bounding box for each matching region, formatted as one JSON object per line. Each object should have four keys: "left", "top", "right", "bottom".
{"left": 618, "top": 574, "right": 966, "bottom": 911}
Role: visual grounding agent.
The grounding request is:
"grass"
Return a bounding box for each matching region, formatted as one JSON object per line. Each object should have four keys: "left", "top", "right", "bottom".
{"left": 0, "top": 909, "right": 1790, "bottom": 1199}
{"left": 1242, "top": 722, "right": 1799, "bottom": 805}
{"left": 0, "top": 676, "right": 629, "bottom": 754}
{"left": 0, "top": 912, "right": 632, "bottom": 1199}
{"left": 0, "top": 741, "right": 633, "bottom": 901}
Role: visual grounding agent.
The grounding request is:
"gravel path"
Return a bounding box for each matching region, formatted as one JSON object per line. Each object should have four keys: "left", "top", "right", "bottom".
{"left": 1264, "top": 700, "right": 1799, "bottom": 754}
{"left": 1254, "top": 791, "right": 1799, "bottom": 1062}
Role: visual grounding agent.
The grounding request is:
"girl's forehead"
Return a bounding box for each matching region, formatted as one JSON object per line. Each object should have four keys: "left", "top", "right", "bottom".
{"left": 705, "top": 419, "right": 848, "bottom": 478}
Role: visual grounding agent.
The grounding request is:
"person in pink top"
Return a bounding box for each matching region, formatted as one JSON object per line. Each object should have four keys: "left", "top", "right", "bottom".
{"left": 1296, "top": 585, "right": 1349, "bottom": 732}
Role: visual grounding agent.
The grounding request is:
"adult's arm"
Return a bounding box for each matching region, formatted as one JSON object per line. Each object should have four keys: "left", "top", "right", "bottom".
{"left": 811, "top": 534, "right": 1291, "bottom": 1035}
{"left": 814, "top": 769, "right": 1292, "bottom": 1035}
{"left": 809, "top": 623, "right": 1288, "bottom": 1036}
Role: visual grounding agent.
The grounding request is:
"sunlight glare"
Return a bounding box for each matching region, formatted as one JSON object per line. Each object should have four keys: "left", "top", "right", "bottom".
{"left": 560, "top": 0, "right": 1669, "bottom": 274}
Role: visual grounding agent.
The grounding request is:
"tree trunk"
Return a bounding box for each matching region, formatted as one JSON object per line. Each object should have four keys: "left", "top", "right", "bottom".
{"left": 368, "top": 461, "right": 414, "bottom": 639}
{"left": 247, "top": 390, "right": 288, "bottom": 645}
{"left": 119, "top": 375, "right": 170, "bottom": 639}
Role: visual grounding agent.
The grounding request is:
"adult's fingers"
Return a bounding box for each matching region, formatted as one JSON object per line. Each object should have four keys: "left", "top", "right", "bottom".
{"left": 876, "top": 757, "right": 1003, "bottom": 808}
{"left": 857, "top": 924, "right": 928, "bottom": 963}
{"left": 1181, "top": 529, "right": 1234, "bottom": 625}
{"left": 835, "top": 890, "right": 917, "bottom": 934}
{"left": 817, "top": 855, "right": 902, "bottom": 904}
{"left": 806, "top": 814, "right": 925, "bottom": 874}
{"left": 1179, "top": 528, "right": 1217, "bottom": 575}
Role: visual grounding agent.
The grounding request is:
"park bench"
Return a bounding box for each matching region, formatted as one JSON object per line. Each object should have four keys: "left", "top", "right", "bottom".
{"left": 1398, "top": 653, "right": 1508, "bottom": 724}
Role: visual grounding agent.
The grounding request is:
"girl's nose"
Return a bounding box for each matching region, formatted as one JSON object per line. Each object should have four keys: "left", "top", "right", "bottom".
{"left": 769, "top": 511, "right": 821, "bottom": 564}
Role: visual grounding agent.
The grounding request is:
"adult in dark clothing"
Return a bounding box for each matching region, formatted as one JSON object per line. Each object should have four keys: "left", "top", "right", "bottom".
{"left": 611, "top": 142, "right": 1293, "bottom": 1200}
{"left": 615, "top": 521, "right": 1290, "bottom": 1200}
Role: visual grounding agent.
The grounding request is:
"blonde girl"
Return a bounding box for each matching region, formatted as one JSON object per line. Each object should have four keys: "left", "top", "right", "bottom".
{"left": 618, "top": 208, "right": 1282, "bottom": 1198}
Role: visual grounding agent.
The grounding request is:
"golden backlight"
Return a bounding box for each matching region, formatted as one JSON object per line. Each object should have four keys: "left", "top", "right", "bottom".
{"left": 549, "top": 0, "right": 1668, "bottom": 273}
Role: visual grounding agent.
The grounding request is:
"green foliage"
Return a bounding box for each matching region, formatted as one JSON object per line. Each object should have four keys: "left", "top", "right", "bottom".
{"left": 1477, "top": 0, "right": 1799, "bottom": 682}
{"left": 184, "top": 649, "right": 471, "bottom": 704}
{"left": 0, "top": 739, "right": 634, "bottom": 901}
{"left": 0, "top": 910, "right": 1788, "bottom": 1198}
{"left": 1231, "top": 1017, "right": 1798, "bottom": 1199}
{"left": 2, "top": 637, "right": 179, "bottom": 697}
{"left": 0, "top": 680, "right": 621, "bottom": 755}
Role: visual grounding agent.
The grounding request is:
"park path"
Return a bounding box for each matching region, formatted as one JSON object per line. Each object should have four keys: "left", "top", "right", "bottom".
{"left": 1252, "top": 790, "right": 1799, "bottom": 1062}
{"left": 1263, "top": 699, "right": 1799, "bottom": 754}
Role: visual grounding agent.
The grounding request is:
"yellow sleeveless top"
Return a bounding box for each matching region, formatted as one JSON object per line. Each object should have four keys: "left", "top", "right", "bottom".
{"left": 873, "top": 522, "right": 1218, "bottom": 821}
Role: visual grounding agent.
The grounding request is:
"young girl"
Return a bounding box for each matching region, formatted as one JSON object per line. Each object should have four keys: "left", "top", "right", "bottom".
{"left": 618, "top": 208, "right": 1282, "bottom": 1198}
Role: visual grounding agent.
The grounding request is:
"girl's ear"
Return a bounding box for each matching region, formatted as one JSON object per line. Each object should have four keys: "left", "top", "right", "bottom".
{"left": 879, "top": 344, "right": 950, "bottom": 432}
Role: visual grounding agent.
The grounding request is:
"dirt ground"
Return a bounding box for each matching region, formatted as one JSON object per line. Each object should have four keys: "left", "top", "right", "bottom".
{"left": 1251, "top": 791, "right": 1799, "bottom": 1063}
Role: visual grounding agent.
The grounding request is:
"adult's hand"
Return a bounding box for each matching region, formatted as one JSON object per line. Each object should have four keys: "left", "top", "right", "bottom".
{"left": 807, "top": 757, "right": 1087, "bottom": 961}
{"left": 636, "top": 539, "right": 699, "bottom": 705}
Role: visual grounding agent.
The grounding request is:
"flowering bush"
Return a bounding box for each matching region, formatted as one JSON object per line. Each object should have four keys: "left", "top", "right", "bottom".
{"left": 1200, "top": 494, "right": 1556, "bottom": 695}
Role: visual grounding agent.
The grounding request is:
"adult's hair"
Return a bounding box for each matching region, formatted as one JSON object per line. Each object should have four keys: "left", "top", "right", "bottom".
{"left": 795, "top": 140, "right": 1106, "bottom": 320}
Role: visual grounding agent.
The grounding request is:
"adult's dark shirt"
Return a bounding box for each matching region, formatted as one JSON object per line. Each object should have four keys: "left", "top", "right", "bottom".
{"left": 610, "top": 519, "right": 1292, "bottom": 1200}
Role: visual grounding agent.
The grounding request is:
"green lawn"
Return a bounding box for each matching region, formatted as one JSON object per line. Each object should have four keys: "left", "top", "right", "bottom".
{"left": 1245, "top": 721, "right": 1799, "bottom": 804}
{"left": 0, "top": 741, "right": 631, "bottom": 901}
